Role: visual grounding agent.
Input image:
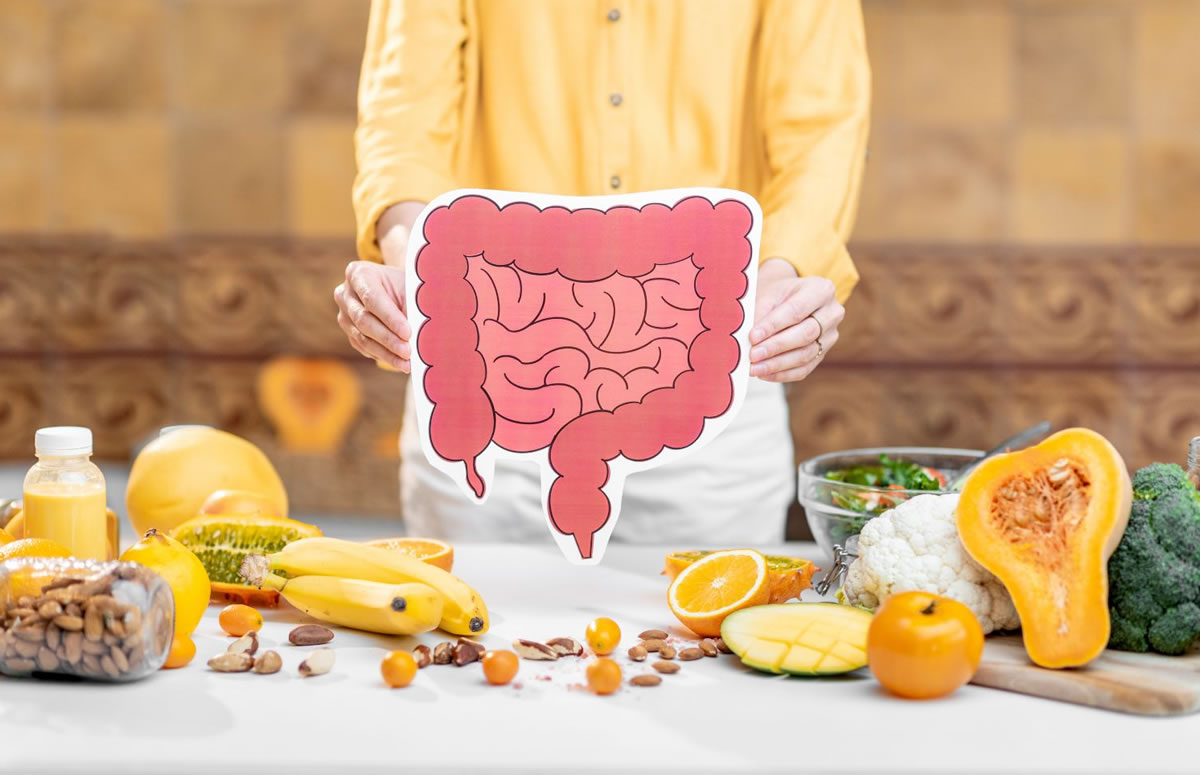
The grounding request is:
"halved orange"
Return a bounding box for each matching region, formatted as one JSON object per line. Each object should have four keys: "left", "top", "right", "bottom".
{"left": 0, "top": 538, "right": 72, "bottom": 562}
{"left": 667, "top": 549, "right": 770, "bottom": 637}
{"left": 663, "top": 550, "right": 818, "bottom": 604}
{"left": 365, "top": 537, "right": 454, "bottom": 572}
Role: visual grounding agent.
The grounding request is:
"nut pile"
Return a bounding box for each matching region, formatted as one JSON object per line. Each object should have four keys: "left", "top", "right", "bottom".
{"left": 0, "top": 564, "right": 171, "bottom": 681}
{"left": 207, "top": 625, "right": 336, "bottom": 677}
{"left": 625, "top": 629, "right": 728, "bottom": 687}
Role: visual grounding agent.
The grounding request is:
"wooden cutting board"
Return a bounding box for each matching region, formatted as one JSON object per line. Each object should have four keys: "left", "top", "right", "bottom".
{"left": 972, "top": 635, "right": 1200, "bottom": 716}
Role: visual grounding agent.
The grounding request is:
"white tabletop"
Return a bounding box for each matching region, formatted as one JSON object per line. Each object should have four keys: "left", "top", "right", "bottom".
{"left": 1, "top": 541, "right": 1195, "bottom": 774}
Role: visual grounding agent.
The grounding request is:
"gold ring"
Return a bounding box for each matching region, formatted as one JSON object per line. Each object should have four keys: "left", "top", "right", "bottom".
{"left": 808, "top": 313, "right": 824, "bottom": 341}
{"left": 816, "top": 338, "right": 824, "bottom": 358}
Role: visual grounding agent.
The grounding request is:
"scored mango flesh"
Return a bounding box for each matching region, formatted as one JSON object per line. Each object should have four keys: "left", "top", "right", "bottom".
{"left": 721, "top": 603, "right": 871, "bottom": 675}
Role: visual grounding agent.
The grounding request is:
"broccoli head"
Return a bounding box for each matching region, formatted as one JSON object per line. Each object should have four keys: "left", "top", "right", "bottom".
{"left": 1107, "top": 463, "right": 1200, "bottom": 654}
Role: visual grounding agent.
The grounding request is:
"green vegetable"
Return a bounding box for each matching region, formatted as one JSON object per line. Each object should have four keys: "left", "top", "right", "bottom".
{"left": 1107, "top": 463, "right": 1200, "bottom": 654}
{"left": 824, "top": 454, "right": 942, "bottom": 492}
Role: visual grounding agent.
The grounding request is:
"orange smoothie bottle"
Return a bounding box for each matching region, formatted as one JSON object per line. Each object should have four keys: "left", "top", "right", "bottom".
{"left": 23, "top": 427, "right": 109, "bottom": 561}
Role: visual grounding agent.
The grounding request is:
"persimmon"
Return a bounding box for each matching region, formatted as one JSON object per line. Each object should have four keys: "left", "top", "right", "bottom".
{"left": 868, "top": 591, "right": 983, "bottom": 699}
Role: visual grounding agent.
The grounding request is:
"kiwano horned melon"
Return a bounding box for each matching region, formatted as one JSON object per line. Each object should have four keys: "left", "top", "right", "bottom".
{"left": 169, "top": 514, "right": 321, "bottom": 606}
{"left": 957, "top": 428, "right": 1132, "bottom": 668}
{"left": 126, "top": 428, "right": 288, "bottom": 536}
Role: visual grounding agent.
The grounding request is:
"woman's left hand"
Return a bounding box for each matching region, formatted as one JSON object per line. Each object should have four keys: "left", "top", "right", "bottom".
{"left": 748, "top": 258, "right": 845, "bottom": 382}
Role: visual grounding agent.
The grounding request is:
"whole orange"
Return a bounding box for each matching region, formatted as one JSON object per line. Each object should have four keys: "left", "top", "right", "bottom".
{"left": 481, "top": 650, "right": 519, "bottom": 685}
{"left": 586, "top": 658, "right": 622, "bottom": 695}
{"left": 867, "top": 591, "right": 983, "bottom": 699}
{"left": 381, "top": 650, "right": 418, "bottom": 688}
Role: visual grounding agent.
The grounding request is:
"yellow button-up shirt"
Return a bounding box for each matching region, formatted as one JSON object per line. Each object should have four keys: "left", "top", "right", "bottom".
{"left": 354, "top": 0, "right": 870, "bottom": 302}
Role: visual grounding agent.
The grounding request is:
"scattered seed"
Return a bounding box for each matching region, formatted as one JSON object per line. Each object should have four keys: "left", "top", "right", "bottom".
{"left": 627, "top": 645, "right": 648, "bottom": 662}
{"left": 652, "top": 661, "right": 680, "bottom": 674}
{"left": 288, "top": 624, "right": 334, "bottom": 647}
{"left": 254, "top": 650, "right": 282, "bottom": 674}
{"left": 658, "top": 645, "right": 677, "bottom": 660}
{"left": 299, "top": 648, "right": 335, "bottom": 677}
{"left": 630, "top": 674, "right": 662, "bottom": 687}
{"left": 207, "top": 652, "right": 255, "bottom": 673}
{"left": 678, "top": 648, "right": 703, "bottom": 661}
{"left": 699, "top": 639, "right": 719, "bottom": 657}
{"left": 638, "top": 629, "right": 668, "bottom": 640}
{"left": 640, "top": 638, "right": 665, "bottom": 653}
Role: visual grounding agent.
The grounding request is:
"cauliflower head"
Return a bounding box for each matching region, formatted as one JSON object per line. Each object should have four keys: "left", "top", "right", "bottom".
{"left": 842, "top": 492, "right": 1020, "bottom": 634}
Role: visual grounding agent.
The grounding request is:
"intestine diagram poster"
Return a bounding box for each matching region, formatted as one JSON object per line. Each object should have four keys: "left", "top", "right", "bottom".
{"left": 405, "top": 188, "right": 761, "bottom": 564}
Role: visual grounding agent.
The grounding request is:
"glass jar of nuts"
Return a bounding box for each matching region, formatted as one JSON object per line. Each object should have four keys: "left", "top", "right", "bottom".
{"left": 0, "top": 557, "right": 174, "bottom": 681}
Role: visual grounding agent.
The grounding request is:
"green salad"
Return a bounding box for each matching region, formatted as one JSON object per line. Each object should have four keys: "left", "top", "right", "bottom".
{"left": 822, "top": 454, "right": 947, "bottom": 542}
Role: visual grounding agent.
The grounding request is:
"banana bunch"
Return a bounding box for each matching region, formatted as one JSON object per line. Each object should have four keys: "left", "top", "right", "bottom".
{"left": 239, "top": 537, "right": 489, "bottom": 636}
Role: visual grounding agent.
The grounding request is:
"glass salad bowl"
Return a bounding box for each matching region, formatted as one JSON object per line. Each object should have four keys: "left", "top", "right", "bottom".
{"left": 798, "top": 446, "right": 984, "bottom": 560}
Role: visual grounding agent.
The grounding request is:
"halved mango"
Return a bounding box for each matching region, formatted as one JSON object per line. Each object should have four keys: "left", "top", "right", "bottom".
{"left": 720, "top": 603, "right": 872, "bottom": 676}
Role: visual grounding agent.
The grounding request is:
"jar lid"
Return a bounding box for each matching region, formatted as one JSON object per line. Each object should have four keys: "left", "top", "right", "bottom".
{"left": 35, "top": 426, "right": 93, "bottom": 456}
{"left": 159, "top": 425, "right": 212, "bottom": 437}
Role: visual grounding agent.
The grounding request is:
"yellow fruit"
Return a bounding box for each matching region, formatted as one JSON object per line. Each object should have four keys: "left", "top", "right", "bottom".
{"left": 667, "top": 549, "right": 770, "bottom": 637}
{"left": 586, "top": 658, "right": 622, "bottom": 695}
{"left": 4, "top": 510, "right": 25, "bottom": 539}
{"left": 0, "top": 526, "right": 13, "bottom": 546}
{"left": 163, "top": 634, "right": 197, "bottom": 669}
{"left": 0, "top": 538, "right": 72, "bottom": 562}
{"left": 219, "top": 604, "right": 263, "bottom": 637}
{"left": 126, "top": 427, "right": 288, "bottom": 536}
{"left": 199, "top": 489, "right": 283, "bottom": 519}
{"left": 663, "top": 550, "right": 818, "bottom": 604}
{"left": 721, "top": 603, "right": 872, "bottom": 676}
{"left": 381, "top": 650, "right": 418, "bottom": 688}
{"left": 364, "top": 537, "right": 454, "bottom": 572}
{"left": 119, "top": 528, "right": 211, "bottom": 637}
{"left": 256, "top": 573, "right": 443, "bottom": 636}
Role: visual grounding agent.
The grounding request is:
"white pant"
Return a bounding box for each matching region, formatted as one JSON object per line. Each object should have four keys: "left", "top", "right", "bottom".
{"left": 399, "top": 377, "right": 794, "bottom": 546}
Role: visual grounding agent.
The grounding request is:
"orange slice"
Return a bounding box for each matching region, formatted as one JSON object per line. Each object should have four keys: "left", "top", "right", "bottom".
{"left": 667, "top": 549, "right": 770, "bottom": 637}
{"left": 365, "top": 537, "right": 454, "bottom": 572}
{"left": 663, "top": 550, "right": 818, "bottom": 604}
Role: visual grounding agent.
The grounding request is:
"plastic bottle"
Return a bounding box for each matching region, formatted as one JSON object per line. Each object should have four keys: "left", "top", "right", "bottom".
{"left": 23, "top": 427, "right": 110, "bottom": 561}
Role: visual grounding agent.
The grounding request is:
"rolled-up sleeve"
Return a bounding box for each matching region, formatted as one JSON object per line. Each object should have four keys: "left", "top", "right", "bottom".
{"left": 353, "top": 0, "right": 467, "bottom": 261}
{"left": 756, "top": 0, "right": 871, "bottom": 303}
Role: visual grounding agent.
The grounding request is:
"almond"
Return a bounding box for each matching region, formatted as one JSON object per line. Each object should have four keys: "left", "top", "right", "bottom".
{"left": 630, "top": 674, "right": 662, "bottom": 687}
{"left": 640, "top": 638, "right": 665, "bottom": 653}
{"left": 714, "top": 637, "right": 732, "bottom": 654}
{"left": 627, "top": 645, "right": 648, "bottom": 662}
{"left": 638, "top": 629, "right": 669, "bottom": 640}
{"left": 652, "top": 660, "right": 680, "bottom": 674}
{"left": 678, "top": 647, "right": 704, "bottom": 661}
{"left": 658, "top": 645, "right": 677, "bottom": 660}
{"left": 699, "top": 639, "right": 719, "bottom": 657}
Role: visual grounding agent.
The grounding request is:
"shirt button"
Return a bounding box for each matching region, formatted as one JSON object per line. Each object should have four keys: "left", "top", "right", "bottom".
{"left": 607, "top": 8, "right": 621, "bottom": 22}
{"left": 609, "top": 92, "right": 623, "bottom": 107}
{"left": 609, "top": 175, "right": 622, "bottom": 189}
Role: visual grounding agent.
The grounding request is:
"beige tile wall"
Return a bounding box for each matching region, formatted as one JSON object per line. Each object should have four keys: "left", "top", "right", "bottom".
{"left": 0, "top": 0, "right": 1197, "bottom": 243}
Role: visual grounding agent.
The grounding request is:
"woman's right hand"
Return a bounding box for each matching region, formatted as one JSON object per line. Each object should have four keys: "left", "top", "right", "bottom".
{"left": 334, "top": 260, "right": 412, "bottom": 372}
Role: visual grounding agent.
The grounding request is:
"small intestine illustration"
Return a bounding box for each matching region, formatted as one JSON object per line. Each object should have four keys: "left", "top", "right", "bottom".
{"left": 408, "top": 189, "right": 759, "bottom": 563}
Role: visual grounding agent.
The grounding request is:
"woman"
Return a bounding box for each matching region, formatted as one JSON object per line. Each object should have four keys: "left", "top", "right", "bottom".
{"left": 336, "top": 0, "right": 870, "bottom": 545}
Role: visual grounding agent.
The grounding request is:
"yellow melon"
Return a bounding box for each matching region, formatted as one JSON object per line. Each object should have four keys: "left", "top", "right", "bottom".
{"left": 126, "top": 428, "right": 288, "bottom": 536}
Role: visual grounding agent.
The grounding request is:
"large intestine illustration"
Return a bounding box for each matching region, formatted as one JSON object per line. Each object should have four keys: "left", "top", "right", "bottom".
{"left": 406, "top": 189, "right": 760, "bottom": 563}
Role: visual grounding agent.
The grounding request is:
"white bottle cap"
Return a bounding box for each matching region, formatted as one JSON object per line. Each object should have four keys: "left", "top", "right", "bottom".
{"left": 159, "top": 425, "right": 212, "bottom": 437}
{"left": 35, "top": 426, "right": 93, "bottom": 456}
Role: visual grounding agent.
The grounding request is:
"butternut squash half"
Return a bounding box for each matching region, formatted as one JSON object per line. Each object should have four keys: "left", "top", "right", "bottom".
{"left": 957, "top": 428, "right": 1131, "bottom": 668}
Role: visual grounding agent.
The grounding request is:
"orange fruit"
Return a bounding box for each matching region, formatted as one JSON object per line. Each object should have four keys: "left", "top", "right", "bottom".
{"left": 364, "top": 537, "right": 454, "bottom": 572}
{"left": 163, "top": 634, "right": 197, "bottom": 669}
{"left": 0, "top": 526, "right": 14, "bottom": 546}
{"left": 481, "top": 650, "right": 519, "bottom": 686}
{"left": 586, "top": 658, "right": 622, "bottom": 695}
{"left": 0, "top": 538, "right": 72, "bottom": 562}
{"left": 120, "top": 528, "right": 212, "bottom": 638}
{"left": 199, "top": 489, "right": 284, "bottom": 519}
{"left": 667, "top": 549, "right": 770, "bottom": 637}
{"left": 663, "top": 550, "right": 818, "bottom": 604}
{"left": 4, "top": 510, "right": 25, "bottom": 539}
{"left": 381, "top": 650, "right": 418, "bottom": 688}
{"left": 218, "top": 604, "right": 262, "bottom": 637}
{"left": 585, "top": 617, "right": 621, "bottom": 655}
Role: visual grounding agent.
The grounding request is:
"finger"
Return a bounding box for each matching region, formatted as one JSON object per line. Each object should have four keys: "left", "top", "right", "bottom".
{"left": 341, "top": 313, "right": 410, "bottom": 371}
{"left": 753, "top": 328, "right": 839, "bottom": 378}
{"left": 341, "top": 289, "right": 411, "bottom": 360}
{"left": 750, "top": 298, "right": 845, "bottom": 364}
{"left": 749, "top": 277, "right": 835, "bottom": 345}
{"left": 346, "top": 264, "right": 412, "bottom": 340}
